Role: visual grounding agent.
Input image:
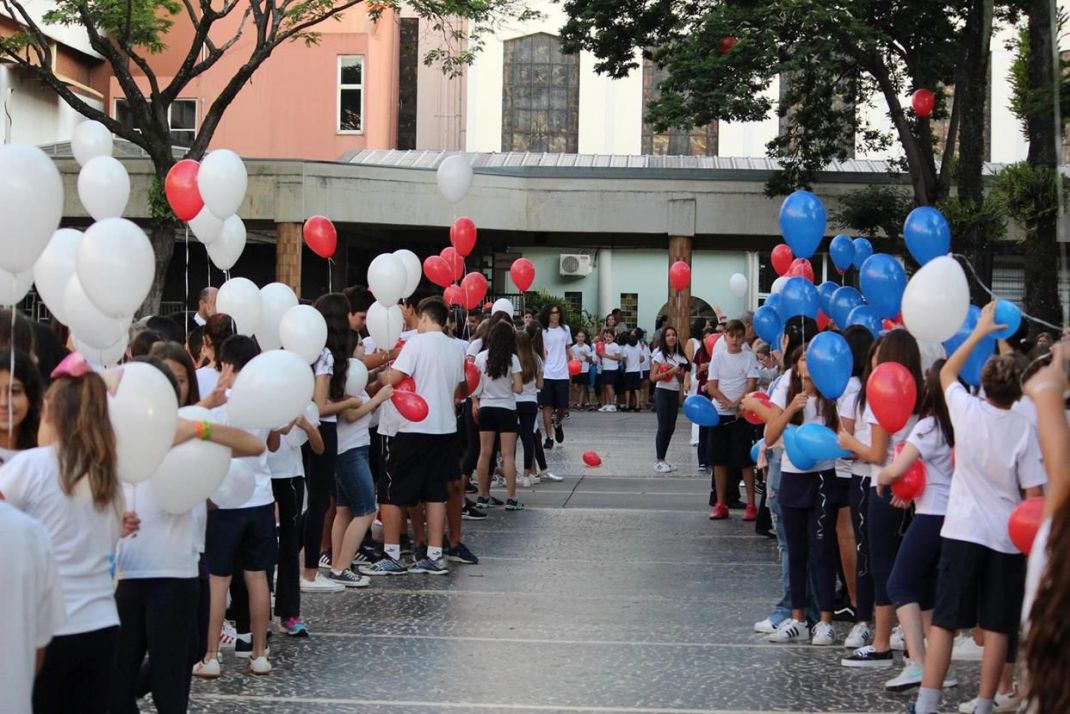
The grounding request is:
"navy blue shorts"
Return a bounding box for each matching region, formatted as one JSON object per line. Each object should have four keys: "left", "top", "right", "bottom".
{"left": 205, "top": 504, "right": 277, "bottom": 575}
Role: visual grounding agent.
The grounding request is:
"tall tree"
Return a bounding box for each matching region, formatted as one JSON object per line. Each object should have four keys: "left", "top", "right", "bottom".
{"left": 0, "top": 0, "right": 537, "bottom": 312}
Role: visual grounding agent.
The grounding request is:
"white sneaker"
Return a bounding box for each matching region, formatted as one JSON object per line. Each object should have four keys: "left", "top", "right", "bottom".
{"left": 318, "top": 552, "right": 331, "bottom": 569}
{"left": 943, "top": 668, "right": 959, "bottom": 689}
{"left": 654, "top": 461, "right": 672, "bottom": 474}
{"left": 249, "top": 656, "right": 272, "bottom": 675}
{"left": 885, "top": 661, "right": 923, "bottom": 691}
{"left": 521, "top": 475, "right": 532, "bottom": 488}
{"left": 811, "top": 621, "right": 836, "bottom": 646}
{"left": 890, "top": 625, "right": 905, "bottom": 651}
{"left": 529, "top": 474, "right": 542, "bottom": 485}
{"left": 606, "top": 405, "right": 617, "bottom": 412}
{"left": 767, "top": 618, "right": 807, "bottom": 643}
{"left": 539, "top": 471, "right": 563, "bottom": 482}
{"left": 300, "top": 573, "right": 345, "bottom": 593}
{"left": 192, "top": 656, "right": 221, "bottom": 679}
{"left": 753, "top": 617, "right": 778, "bottom": 634}
{"left": 958, "top": 686, "right": 1020, "bottom": 713}
{"left": 598, "top": 405, "right": 611, "bottom": 412}
{"left": 845, "top": 622, "right": 873, "bottom": 649}
{"left": 219, "top": 620, "right": 238, "bottom": 649}
{"left": 951, "top": 632, "right": 984, "bottom": 661}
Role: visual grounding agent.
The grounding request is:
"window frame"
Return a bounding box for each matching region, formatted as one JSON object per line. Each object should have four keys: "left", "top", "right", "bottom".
{"left": 112, "top": 97, "right": 199, "bottom": 148}
{"left": 337, "top": 55, "right": 366, "bottom": 136}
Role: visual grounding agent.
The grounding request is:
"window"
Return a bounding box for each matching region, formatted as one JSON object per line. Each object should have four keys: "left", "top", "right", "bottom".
{"left": 641, "top": 59, "right": 717, "bottom": 156}
{"left": 564, "top": 291, "right": 583, "bottom": 315}
{"left": 114, "top": 98, "right": 198, "bottom": 147}
{"left": 619, "top": 293, "right": 638, "bottom": 329}
{"left": 502, "top": 33, "right": 579, "bottom": 153}
{"left": 337, "top": 55, "right": 364, "bottom": 133}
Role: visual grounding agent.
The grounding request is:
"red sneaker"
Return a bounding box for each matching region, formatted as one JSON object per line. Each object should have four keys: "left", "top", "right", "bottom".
{"left": 710, "top": 503, "right": 730, "bottom": 520}
{"left": 742, "top": 504, "right": 758, "bottom": 522}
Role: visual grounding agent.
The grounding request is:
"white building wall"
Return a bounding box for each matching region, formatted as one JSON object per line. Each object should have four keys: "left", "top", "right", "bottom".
{"left": 1, "top": 66, "right": 103, "bottom": 146}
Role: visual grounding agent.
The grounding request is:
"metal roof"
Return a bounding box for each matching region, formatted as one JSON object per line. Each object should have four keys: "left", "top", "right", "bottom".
{"left": 36, "top": 139, "right": 188, "bottom": 160}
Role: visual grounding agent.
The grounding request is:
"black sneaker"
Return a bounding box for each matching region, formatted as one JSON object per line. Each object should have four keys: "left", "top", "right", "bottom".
{"left": 554, "top": 423, "right": 564, "bottom": 444}
{"left": 414, "top": 544, "right": 428, "bottom": 562}
{"left": 408, "top": 557, "right": 449, "bottom": 575}
{"left": 543, "top": 437, "right": 554, "bottom": 450}
{"left": 505, "top": 498, "right": 525, "bottom": 511}
{"left": 234, "top": 632, "right": 272, "bottom": 659}
{"left": 462, "top": 504, "right": 487, "bottom": 520}
{"left": 447, "top": 542, "right": 479, "bottom": 564}
{"left": 489, "top": 496, "right": 504, "bottom": 506}
{"left": 475, "top": 496, "right": 494, "bottom": 509}
{"left": 464, "top": 480, "right": 478, "bottom": 494}
{"left": 726, "top": 498, "right": 747, "bottom": 510}
{"left": 841, "top": 646, "right": 895, "bottom": 668}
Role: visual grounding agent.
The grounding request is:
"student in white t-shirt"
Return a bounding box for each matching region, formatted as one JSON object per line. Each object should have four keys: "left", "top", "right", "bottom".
{"left": 570, "top": 330, "right": 594, "bottom": 410}
{"left": 473, "top": 322, "right": 524, "bottom": 509}
{"left": 909, "top": 303, "right": 1046, "bottom": 714}
{"left": 515, "top": 328, "right": 559, "bottom": 487}
{"left": 598, "top": 329, "right": 622, "bottom": 412}
{"left": 0, "top": 365, "right": 138, "bottom": 713}
{"left": 538, "top": 305, "right": 573, "bottom": 448}
{"left": 194, "top": 313, "right": 234, "bottom": 399}
{"left": 620, "top": 332, "right": 643, "bottom": 412}
{"left": 0, "top": 350, "right": 42, "bottom": 465}
{"left": 638, "top": 332, "right": 652, "bottom": 410}
{"left": 650, "top": 326, "right": 689, "bottom": 473}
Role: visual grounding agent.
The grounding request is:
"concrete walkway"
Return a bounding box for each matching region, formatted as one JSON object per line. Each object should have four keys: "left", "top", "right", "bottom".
{"left": 187, "top": 410, "right": 980, "bottom": 713}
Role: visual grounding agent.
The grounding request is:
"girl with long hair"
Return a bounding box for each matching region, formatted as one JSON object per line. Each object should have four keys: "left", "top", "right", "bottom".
{"left": 515, "top": 329, "right": 551, "bottom": 488}
{"left": 196, "top": 313, "right": 235, "bottom": 397}
{"left": 473, "top": 321, "right": 524, "bottom": 510}
{"left": 0, "top": 350, "right": 42, "bottom": 462}
{"left": 686, "top": 317, "right": 710, "bottom": 446}
{"left": 650, "top": 326, "right": 688, "bottom": 473}
{"left": 538, "top": 304, "right": 573, "bottom": 449}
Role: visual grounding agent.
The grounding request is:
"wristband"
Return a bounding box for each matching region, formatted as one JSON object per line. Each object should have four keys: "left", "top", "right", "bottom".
{"left": 195, "top": 421, "right": 213, "bottom": 441}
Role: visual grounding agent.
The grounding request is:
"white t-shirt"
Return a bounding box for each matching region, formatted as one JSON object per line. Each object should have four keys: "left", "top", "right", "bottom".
{"left": 709, "top": 349, "right": 760, "bottom": 416}
{"left": 115, "top": 481, "right": 198, "bottom": 580}
{"left": 314, "top": 348, "right": 338, "bottom": 424}
{"left": 904, "top": 416, "right": 954, "bottom": 516}
{"left": 864, "top": 404, "right": 917, "bottom": 480}
{"left": 601, "top": 342, "right": 621, "bottom": 370}
{"left": 212, "top": 405, "right": 274, "bottom": 510}
{"left": 651, "top": 349, "right": 688, "bottom": 392}
{"left": 268, "top": 433, "right": 305, "bottom": 480}
{"left": 842, "top": 390, "right": 873, "bottom": 478}
{"left": 196, "top": 366, "right": 219, "bottom": 399}
{"left": 337, "top": 391, "right": 374, "bottom": 453}
{"left": 640, "top": 343, "right": 651, "bottom": 372}
{"left": 940, "top": 382, "right": 1047, "bottom": 553}
{"left": 0, "top": 502, "right": 66, "bottom": 714}
{"left": 542, "top": 325, "right": 573, "bottom": 380}
{"left": 770, "top": 370, "right": 835, "bottom": 474}
{"left": 475, "top": 352, "right": 522, "bottom": 410}
{"left": 391, "top": 330, "right": 465, "bottom": 435}
{"left": 0, "top": 446, "right": 121, "bottom": 636}
{"left": 517, "top": 357, "right": 542, "bottom": 404}
{"left": 622, "top": 344, "right": 642, "bottom": 373}
{"left": 1022, "top": 516, "right": 1052, "bottom": 628}
{"left": 571, "top": 344, "right": 593, "bottom": 374}
{"left": 835, "top": 377, "right": 862, "bottom": 479}
{"left": 465, "top": 338, "right": 483, "bottom": 359}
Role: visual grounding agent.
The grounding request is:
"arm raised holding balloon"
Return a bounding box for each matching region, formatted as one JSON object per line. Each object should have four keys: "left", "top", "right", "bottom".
{"left": 940, "top": 301, "right": 1004, "bottom": 391}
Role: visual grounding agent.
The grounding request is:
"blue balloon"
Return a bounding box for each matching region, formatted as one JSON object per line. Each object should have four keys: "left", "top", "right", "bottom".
{"left": 943, "top": 305, "right": 995, "bottom": 386}
{"left": 852, "top": 237, "right": 874, "bottom": 269}
{"left": 765, "top": 293, "right": 784, "bottom": 318}
{"left": 683, "top": 395, "right": 720, "bottom": 427}
{"left": 753, "top": 305, "right": 783, "bottom": 345}
{"left": 847, "top": 304, "right": 882, "bottom": 337}
{"left": 795, "top": 423, "right": 852, "bottom": 462}
{"left": 780, "top": 277, "right": 820, "bottom": 319}
{"left": 783, "top": 425, "right": 817, "bottom": 470}
{"left": 993, "top": 300, "right": 1022, "bottom": 341}
{"left": 829, "top": 286, "right": 864, "bottom": 327}
{"left": 817, "top": 281, "right": 839, "bottom": 315}
{"left": 829, "top": 234, "right": 854, "bottom": 273}
{"left": 903, "top": 206, "right": 951, "bottom": 266}
{"left": 859, "top": 253, "right": 907, "bottom": 319}
{"left": 750, "top": 438, "right": 765, "bottom": 465}
{"left": 806, "top": 332, "right": 853, "bottom": 399}
{"left": 779, "top": 190, "right": 826, "bottom": 260}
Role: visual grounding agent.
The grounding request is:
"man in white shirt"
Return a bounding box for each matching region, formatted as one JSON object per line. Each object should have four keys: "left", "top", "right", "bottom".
{"left": 193, "top": 287, "right": 217, "bottom": 327}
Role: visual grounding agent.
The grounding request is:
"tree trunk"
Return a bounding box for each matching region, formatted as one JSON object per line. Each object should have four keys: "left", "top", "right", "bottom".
{"left": 140, "top": 216, "right": 177, "bottom": 317}
{"left": 1023, "top": 0, "right": 1063, "bottom": 332}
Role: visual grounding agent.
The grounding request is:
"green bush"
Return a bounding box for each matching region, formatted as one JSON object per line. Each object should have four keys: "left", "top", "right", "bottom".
{"left": 523, "top": 289, "right": 593, "bottom": 336}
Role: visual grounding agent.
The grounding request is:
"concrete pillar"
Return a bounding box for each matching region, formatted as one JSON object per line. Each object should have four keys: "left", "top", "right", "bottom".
{"left": 667, "top": 235, "right": 692, "bottom": 334}
{"left": 597, "top": 248, "right": 613, "bottom": 326}
{"left": 276, "top": 222, "right": 302, "bottom": 297}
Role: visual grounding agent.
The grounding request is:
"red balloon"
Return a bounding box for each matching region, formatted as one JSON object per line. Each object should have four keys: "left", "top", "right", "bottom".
{"left": 866, "top": 362, "right": 917, "bottom": 434}
{"left": 882, "top": 319, "right": 897, "bottom": 331}
{"left": 443, "top": 285, "right": 464, "bottom": 307}
{"left": 595, "top": 341, "right": 606, "bottom": 357}
{"left": 703, "top": 332, "right": 721, "bottom": 356}
{"left": 582, "top": 450, "right": 602, "bottom": 467}
{"left": 450, "top": 217, "right": 477, "bottom": 258}
{"left": 771, "top": 244, "right": 794, "bottom": 276}
{"left": 423, "top": 256, "right": 453, "bottom": 288}
{"left": 464, "top": 361, "right": 481, "bottom": 394}
{"left": 395, "top": 375, "right": 416, "bottom": 393}
{"left": 669, "top": 261, "right": 691, "bottom": 292}
{"left": 165, "top": 159, "right": 203, "bottom": 222}
{"left": 817, "top": 310, "right": 830, "bottom": 331}
{"left": 787, "top": 258, "right": 814, "bottom": 282}
{"left": 891, "top": 442, "right": 927, "bottom": 501}
{"left": 391, "top": 390, "right": 428, "bottom": 422}
{"left": 510, "top": 258, "right": 535, "bottom": 292}
{"left": 303, "top": 216, "right": 337, "bottom": 259}
{"left": 718, "top": 35, "right": 737, "bottom": 54}
{"left": 440, "top": 246, "right": 464, "bottom": 281}
{"left": 741, "top": 390, "right": 770, "bottom": 425}
{"left": 482, "top": 302, "right": 493, "bottom": 313}
{"left": 460, "top": 271, "right": 488, "bottom": 309}
{"left": 912, "top": 88, "right": 935, "bottom": 118}
{"left": 567, "top": 359, "right": 582, "bottom": 377}
{"left": 1008, "top": 496, "right": 1045, "bottom": 554}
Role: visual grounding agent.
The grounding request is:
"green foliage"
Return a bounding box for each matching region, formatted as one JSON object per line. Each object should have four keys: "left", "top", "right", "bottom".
{"left": 830, "top": 185, "right": 914, "bottom": 240}
{"left": 148, "top": 176, "right": 174, "bottom": 223}
{"left": 1006, "top": 20, "right": 1070, "bottom": 137}
{"left": 935, "top": 195, "right": 1007, "bottom": 253}
{"left": 44, "top": 0, "right": 181, "bottom": 52}
{"left": 523, "top": 290, "right": 591, "bottom": 336}
{"left": 990, "top": 160, "right": 1069, "bottom": 228}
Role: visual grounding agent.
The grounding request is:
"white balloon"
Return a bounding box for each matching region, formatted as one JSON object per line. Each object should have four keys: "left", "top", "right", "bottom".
{"left": 284, "top": 402, "right": 320, "bottom": 448}
{"left": 206, "top": 215, "right": 246, "bottom": 271}
{"left": 77, "top": 218, "right": 154, "bottom": 318}
{"left": 255, "top": 283, "right": 299, "bottom": 351}
{"left": 216, "top": 277, "right": 262, "bottom": 336}
{"left": 71, "top": 120, "right": 113, "bottom": 167}
{"left": 393, "top": 249, "right": 422, "bottom": 299}
{"left": 0, "top": 267, "right": 33, "bottom": 306}
{"left": 366, "top": 302, "right": 403, "bottom": 352}
{"left": 74, "top": 334, "right": 128, "bottom": 369}
{"left": 770, "top": 276, "right": 789, "bottom": 294}
{"left": 491, "top": 298, "right": 514, "bottom": 317}
{"left": 367, "top": 253, "right": 407, "bottom": 307}
{"left": 77, "top": 156, "right": 130, "bottom": 221}
{"left": 152, "top": 406, "right": 231, "bottom": 515}
{"left": 198, "top": 149, "right": 247, "bottom": 219}
{"left": 107, "top": 362, "right": 179, "bottom": 485}
{"left": 33, "top": 229, "right": 82, "bottom": 323}
{"left": 901, "top": 255, "right": 970, "bottom": 344}
{"left": 189, "top": 205, "right": 223, "bottom": 245}
{"left": 436, "top": 154, "right": 473, "bottom": 204}
{"left": 0, "top": 144, "right": 65, "bottom": 273}
{"left": 64, "top": 276, "right": 129, "bottom": 349}
{"left": 279, "top": 304, "right": 328, "bottom": 365}
{"left": 729, "top": 273, "right": 748, "bottom": 298}
{"left": 226, "top": 349, "right": 315, "bottom": 430}
{"left": 345, "top": 358, "right": 369, "bottom": 397}
{"left": 210, "top": 459, "right": 255, "bottom": 509}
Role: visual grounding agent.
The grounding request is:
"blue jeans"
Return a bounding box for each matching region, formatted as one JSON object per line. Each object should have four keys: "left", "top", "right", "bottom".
{"left": 336, "top": 446, "right": 376, "bottom": 517}
{"left": 766, "top": 447, "right": 820, "bottom": 624}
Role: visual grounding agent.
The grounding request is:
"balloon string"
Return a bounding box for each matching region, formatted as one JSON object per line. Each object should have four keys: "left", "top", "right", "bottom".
{"left": 184, "top": 225, "right": 190, "bottom": 342}
{"left": 951, "top": 253, "right": 1063, "bottom": 332}
{"left": 8, "top": 303, "right": 13, "bottom": 448}
{"left": 328, "top": 258, "right": 334, "bottom": 293}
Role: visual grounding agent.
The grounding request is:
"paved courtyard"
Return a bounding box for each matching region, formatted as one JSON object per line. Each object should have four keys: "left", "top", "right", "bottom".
{"left": 187, "top": 411, "right": 981, "bottom": 714}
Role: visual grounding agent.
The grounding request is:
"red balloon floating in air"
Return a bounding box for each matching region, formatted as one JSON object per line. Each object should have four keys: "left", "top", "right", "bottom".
{"left": 443, "top": 284, "right": 464, "bottom": 307}
{"left": 450, "top": 217, "right": 477, "bottom": 258}
{"left": 787, "top": 258, "right": 814, "bottom": 283}
{"left": 719, "top": 35, "right": 738, "bottom": 54}
{"left": 1008, "top": 496, "right": 1045, "bottom": 555}
{"left": 303, "top": 216, "right": 337, "bottom": 259}
{"left": 911, "top": 88, "right": 935, "bottom": 118}
{"left": 890, "top": 442, "right": 927, "bottom": 501}
{"left": 582, "top": 450, "right": 602, "bottom": 467}
{"left": 567, "top": 359, "right": 582, "bottom": 377}
{"left": 440, "top": 246, "right": 464, "bottom": 281}
{"left": 771, "top": 244, "right": 794, "bottom": 276}
{"left": 392, "top": 390, "right": 428, "bottom": 422}
{"left": 510, "top": 258, "right": 535, "bottom": 292}
{"left": 165, "top": 159, "right": 203, "bottom": 222}
{"left": 460, "top": 271, "right": 488, "bottom": 309}
{"left": 669, "top": 261, "right": 691, "bottom": 292}
{"left": 423, "top": 256, "right": 453, "bottom": 288}
{"left": 817, "top": 310, "right": 830, "bottom": 331}
{"left": 866, "top": 362, "right": 917, "bottom": 434}
{"left": 703, "top": 332, "right": 721, "bottom": 356}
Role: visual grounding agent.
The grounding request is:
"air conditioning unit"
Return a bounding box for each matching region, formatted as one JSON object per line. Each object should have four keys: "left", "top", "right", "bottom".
{"left": 559, "top": 253, "right": 593, "bottom": 277}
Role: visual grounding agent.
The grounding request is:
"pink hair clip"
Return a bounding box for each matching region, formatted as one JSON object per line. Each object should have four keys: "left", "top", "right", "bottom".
{"left": 51, "top": 352, "right": 92, "bottom": 379}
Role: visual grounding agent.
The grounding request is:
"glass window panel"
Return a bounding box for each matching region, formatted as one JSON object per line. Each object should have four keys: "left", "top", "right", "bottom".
{"left": 339, "top": 88, "right": 362, "bottom": 131}
{"left": 551, "top": 65, "right": 567, "bottom": 87}
{"left": 533, "top": 35, "right": 550, "bottom": 63}
{"left": 548, "top": 135, "right": 566, "bottom": 152}
{"left": 170, "top": 100, "right": 196, "bottom": 130}
{"left": 340, "top": 57, "right": 363, "bottom": 85}
{"left": 115, "top": 99, "right": 135, "bottom": 129}
{"left": 502, "top": 33, "right": 579, "bottom": 153}
{"left": 170, "top": 130, "right": 194, "bottom": 147}
{"left": 532, "top": 66, "right": 549, "bottom": 88}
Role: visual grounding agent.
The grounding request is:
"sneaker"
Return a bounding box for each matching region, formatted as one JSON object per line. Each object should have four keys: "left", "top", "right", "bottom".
{"left": 505, "top": 498, "right": 525, "bottom": 511}
{"left": 767, "top": 618, "right": 807, "bottom": 643}
{"left": 597, "top": 405, "right": 611, "bottom": 412}
{"left": 726, "top": 498, "right": 746, "bottom": 510}
{"left": 958, "top": 687, "right": 1020, "bottom": 713}
{"left": 446, "top": 542, "right": 479, "bottom": 565}
{"left": 943, "top": 668, "right": 959, "bottom": 689}
{"left": 554, "top": 423, "right": 564, "bottom": 443}
{"left": 654, "top": 461, "right": 672, "bottom": 474}
{"left": 811, "top": 621, "right": 836, "bottom": 646}
{"left": 327, "top": 569, "right": 371, "bottom": 588}
{"left": 409, "top": 556, "right": 449, "bottom": 575}
{"left": 753, "top": 617, "right": 779, "bottom": 634}
{"left": 521, "top": 475, "right": 532, "bottom": 488}
{"left": 300, "top": 573, "right": 345, "bottom": 593}
{"left": 475, "top": 496, "right": 494, "bottom": 509}
{"left": 742, "top": 504, "right": 758, "bottom": 522}
{"left": 192, "top": 656, "right": 220, "bottom": 679}
{"left": 885, "top": 662, "right": 923, "bottom": 691}
{"left": 951, "top": 632, "right": 984, "bottom": 661}
{"left": 697, "top": 465, "right": 711, "bottom": 474}
{"left": 890, "top": 625, "right": 906, "bottom": 651}
{"left": 318, "top": 551, "right": 331, "bottom": 569}
{"left": 235, "top": 635, "right": 270, "bottom": 659}
{"left": 462, "top": 503, "right": 487, "bottom": 520}
{"left": 489, "top": 496, "right": 505, "bottom": 506}
{"left": 414, "top": 545, "right": 428, "bottom": 562}
{"left": 357, "top": 557, "right": 408, "bottom": 576}
{"left": 491, "top": 473, "right": 506, "bottom": 488}
{"left": 539, "top": 471, "right": 563, "bottom": 482}
{"left": 605, "top": 405, "right": 617, "bottom": 412}
{"left": 355, "top": 544, "right": 384, "bottom": 565}
{"left": 280, "top": 617, "right": 309, "bottom": 637}
{"left": 530, "top": 474, "right": 542, "bottom": 485}
{"left": 709, "top": 503, "right": 729, "bottom": 520}
{"left": 543, "top": 437, "right": 554, "bottom": 450}
{"left": 219, "top": 621, "right": 238, "bottom": 649}
{"left": 841, "top": 645, "right": 895, "bottom": 668}
{"left": 249, "top": 656, "right": 271, "bottom": 676}
{"left": 464, "top": 480, "right": 478, "bottom": 494}
{"left": 845, "top": 622, "right": 873, "bottom": 649}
